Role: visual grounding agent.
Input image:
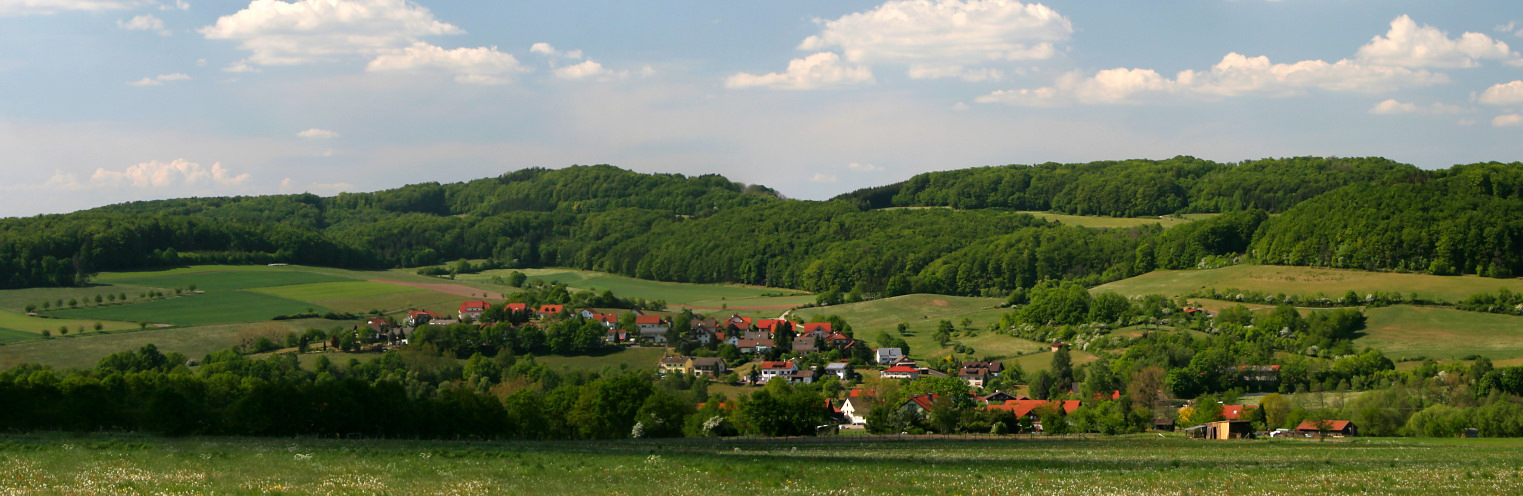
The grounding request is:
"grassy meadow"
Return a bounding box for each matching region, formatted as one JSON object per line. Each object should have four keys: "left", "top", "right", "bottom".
{"left": 46, "top": 291, "right": 327, "bottom": 327}
{"left": 2, "top": 434, "right": 1521, "bottom": 495}
{"left": 104, "top": 268, "right": 356, "bottom": 291}
{"left": 463, "top": 268, "right": 811, "bottom": 310}
{"left": 1017, "top": 211, "right": 1214, "bottom": 229}
{"left": 1095, "top": 263, "right": 1523, "bottom": 302}
{"left": 1356, "top": 305, "right": 1523, "bottom": 360}
{"left": 0, "top": 319, "right": 337, "bottom": 370}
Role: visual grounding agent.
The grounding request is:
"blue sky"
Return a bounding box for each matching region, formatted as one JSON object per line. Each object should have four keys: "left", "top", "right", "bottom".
{"left": 2, "top": 0, "right": 1521, "bottom": 217}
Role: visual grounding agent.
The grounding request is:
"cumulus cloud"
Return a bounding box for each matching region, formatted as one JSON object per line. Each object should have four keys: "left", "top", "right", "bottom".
{"left": 810, "top": 172, "right": 838, "bottom": 183}
{"left": 529, "top": 42, "right": 581, "bottom": 60}
{"left": 1494, "top": 114, "right": 1523, "bottom": 127}
{"left": 0, "top": 0, "right": 149, "bottom": 16}
{"left": 118, "top": 14, "right": 170, "bottom": 35}
{"left": 1368, "top": 99, "right": 1465, "bottom": 115}
{"left": 1479, "top": 80, "right": 1523, "bottom": 105}
{"left": 200, "top": 0, "right": 462, "bottom": 65}
{"left": 799, "top": 0, "right": 1070, "bottom": 79}
{"left": 297, "top": 128, "right": 338, "bottom": 139}
{"left": 366, "top": 42, "right": 526, "bottom": 84}
{"left": 160, "top": 0, "right": 187, "bottom": 10}
{"left": 222, "top": 59, "right": 259, "bottom": 73}
{"left": 553, "top": 60, "right": 620, "bottom": 81}
{"left": 846, "top": 162, "right": 881, "bottom": 172}
{"left": 726, "top": 52, "right": 873, "bottom": 90}
{"left": 980, "top": 52, "right": 1447, "bottom": 106}
{"left": 126, "top": 73, "right": 191, "bottom": 86}
{"left": 1357, "top": 15, "right": 1520, "bottom": 68}
{"left": 88, "top": 159, "right": 249, "bottom": 189}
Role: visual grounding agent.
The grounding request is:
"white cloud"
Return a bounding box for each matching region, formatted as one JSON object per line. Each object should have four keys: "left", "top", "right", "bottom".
{"left": 200, "top": 0, "right": 463, "bottom": 65}
{"left": 799, "top": 0, "right": 1070, "bottom": 79}
{"left": 1494, "top": 114, "right": 1523, "bottom": 127}
{"left": 529, "top": 42, "right": 582, "bottom": 59}
{"left": 846, "top": 162, "right": 881, "bottom": 172}
{"left": 366, "top": 42, "right": 527, "bottom": 85}
{"left": 222, "top": 59, "right": 259, "bottom": 73}
{"left": 297, "top": 128, "right": 338, "bottom": 139}
{"left": 160, "top": 0, "right": 187, "bottom": 10}
{"left": 1357, "top": 15, "right": 1519, "bottom": 68}
{"left": 980, "top": 52, "right": 1446, "bottom": 106}
{"left": 0, "top": 0, "right": 148, "bottom": 16}
{"left": 725, "top": 52, "right": 873, "bottom": 90}
{"left": 554, "top": 59, "right": 623, "bottom": 81}
{"left": 1479, "top": 80, "right": 1523, "bottom": 105}
{"left": 950, "top": 102, "right": 969, "bottom": 111}
{"left": 810, "top": 172, "right": 837, "bottom": 183}
{"left": 118, "top": 14, "right": 170, "bottom": 35}
{"left": 90, "top": 159, "right": 249, "bottom": 189}
{"left": 1368, "top": 99, "right": 1465, "bottom": 115}
{"left": 126, "top": 73, "right": 191, "bottom": 86}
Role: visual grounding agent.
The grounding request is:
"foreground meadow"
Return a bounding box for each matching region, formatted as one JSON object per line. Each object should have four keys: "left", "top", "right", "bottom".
{"left": 1, "top": 435, "right": 1520, "bottom": 495}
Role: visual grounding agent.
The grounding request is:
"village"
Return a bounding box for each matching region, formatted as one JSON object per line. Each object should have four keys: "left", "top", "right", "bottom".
{"left": 347, "top": 299, "right": 1360, "bottom": 440}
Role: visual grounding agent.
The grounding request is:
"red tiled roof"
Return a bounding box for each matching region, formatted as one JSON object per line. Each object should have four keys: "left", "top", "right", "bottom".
{"left": 800, "top": 322, "right": 832, "bottom": 334}
{"left": 1221, "top": 404, "right": 1254, "bottom": 420}
{"left": 907, "top": 393, "right": 939, "bottom": 411}
{"left": 849, "top": 389, "right": 877, "bottom": 398}
{"left": 986, "top": 399, "right": 1081, "bottom": 417}
{"left": 635, "top": 315, "right": 663, "bottom": 325}
{"left": 538, "top": 304, "right": 564, "bottom": 314}
{"left": 505, "top": 303, "right": 528, "bottom": 312}
{"left": 883, "top": 365, "right": 919, "bottom": 373}
{"left": 1297, "top": 420, "right": 1353, "bottom": 431}
{"left": 760, "top": 361, "right": 795, "bottom": 370}
{"left": 460, "top": 301, "right": 490, "bottom": 312}
{"left": 756, "top": 319, "right": 787, "bottom": 330}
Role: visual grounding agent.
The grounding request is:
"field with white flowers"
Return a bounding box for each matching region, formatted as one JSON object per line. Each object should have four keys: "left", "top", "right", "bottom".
{"left": 2, "top": 434, "right": 1521, "bottom": 495}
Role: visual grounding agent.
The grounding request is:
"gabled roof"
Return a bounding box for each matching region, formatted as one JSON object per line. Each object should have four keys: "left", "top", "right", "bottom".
{"left": 538, "top": 304, "right": 564, "bottom": 314}
{"left": 634, "top": 315, "right": 663, "bottom": 325}
{"left": 1221, "top": 404, "right": 1252, "bottom": 420}
{"left": 505, "top": 303, "right": 528, "bottom": 312}
{"left": 986, "top": 399, "right": 1081, "bottom": 417}
{"left": 737, "top": 338, "right": 774, "bottom": 348}
{"left": 756, "top": 319, "right": 787, "bottom": 331}
{"left": 408, "top": 309, "right": 445, "bottom": 318}
{"left": 800, "top": 322, "right": 832, "bottom": 334}
{"left": 906, "top": 393, "right": 939, "bottom": 411}
{"left": 759, "top": 361, "right": 795, "bottom": 370}
{"left": 1297, "top": 420, "right": 1353, "bottom": 431}
{"left": 883, "top": 365, "right": 919, "bottom": 373}
{"left": 826, "top": 332, "right": 851, "bottom": 341}
{"left": 848, "top": 389, "right": 877, "bottom": 398}
{"left": 659, "top": 356, "right": 689, "bottom": 365}
{"left": 460, "top": 301, "right": 491, "bottom": 312}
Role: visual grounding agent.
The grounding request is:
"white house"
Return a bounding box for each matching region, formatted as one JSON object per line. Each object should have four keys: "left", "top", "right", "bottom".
{"left": 841, "top": 397, "right": 869, "bottom": 425}
{"left": 636, "top": 315, "right": 670, "bottom": 343}
{"left": 824, "top": 361, "right": 850, "bottom": 380}
{"left": 876, "top": 347, "right": 904, "bottom": 365}
{"left": 757, "top": 361, "right": 797, "bottom": 384}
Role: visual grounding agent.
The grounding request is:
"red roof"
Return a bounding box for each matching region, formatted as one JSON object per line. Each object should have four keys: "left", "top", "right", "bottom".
{"left": 505, "top": 303, "right": 528, "bottom": 312}
{"left": 460, "top": 301, "right": 490, "bottom": 312}
{"left": 907, "top": 393, "right": 940, "bottom": 411}
{"left": 756, "top": 319, "right": 787, "bottom": 331}
{"left": 849, "top": 389, "right": 877, "bottom": 398}
{"left": 593, "top": 313, "right": 619, "bottom": 323}
{"left": 883, "top": 365, "right": 919, "bottom": 373}
{"left": 760, "top": 361, "right": 795, "bottom": 370}
{"left": 634, "top": 315, "right": 663, "bottom": 325}
{"left": 800, "top": 322, "right": 832, "bottom": 334}
{"left": 1221, "top": 404, "right": 1253, "bottom": 420}
{"left": 1297, "top": 420, "right": 1353, "bottom": 431}
{"left": 538, "top": 304, "right": 564, "bottom": 314}
{"left": 826, "top": 332, "right": 851, "bottom": 341}
{"left": 408, "top": 310, "right": 444, "bottom": 318}
{"left": 986, "top": 400, "right": 1081, "bottom": 417}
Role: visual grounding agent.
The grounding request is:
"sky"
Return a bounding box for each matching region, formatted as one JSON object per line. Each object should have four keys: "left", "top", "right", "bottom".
{"left": 2, "top": 0, "right": 1522, "bottom": 217}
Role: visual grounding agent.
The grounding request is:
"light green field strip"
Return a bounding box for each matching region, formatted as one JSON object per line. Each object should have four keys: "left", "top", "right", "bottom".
{"left": 0, "top": 309, "right": 139, "bottom": 334}
{"left": 249, "top": 281, "right": 423, "bottom": 302}
{"left": 1096, "top": 263, "right": 1523, "bottom": 302}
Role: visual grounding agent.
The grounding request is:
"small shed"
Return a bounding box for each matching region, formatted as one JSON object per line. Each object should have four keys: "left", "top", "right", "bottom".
{"left": 1295, "top": 420, "right": 1358, "bottom": 437}
{"left": 1202, "top": 420, "right": 1254, "bottom": 440}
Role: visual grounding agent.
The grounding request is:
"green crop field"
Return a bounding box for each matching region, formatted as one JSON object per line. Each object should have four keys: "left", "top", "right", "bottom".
{"left": 467, "top": 268, "right": 808, "bottom": 307}
{"left": 44, "top": 291, "right": 329, "bottom": 327}
{"left": 250, "top": 281, "right": 422, "bottom": 302}
{"left": 535, "top": 346, "right": 667, "bottom": 372}
{"left": 107, "top": 269, "right": 355, "bottom": 291}
{"left": 1096, "top": 264, "right": 1523, "bottom": 302}
{"left": 1356, "top": 305, "right": 1523, "bottom": 361}
{"left": 0, "top": 318, "right": 337, "bottom": 370}
{"left": 0, "top": 328, "right": 36, "bottom": 344}
{"left": 317, "top": 290, "right": 471, "bottom": 316}
{"left": 0, "top": 310, "right": 139, "bottom": 334}
{"left": 1017, "top": 211, "right": 1213, "bottom": 229}
{"left": 2, "top": 434, "right": 1519, "bottom": 495}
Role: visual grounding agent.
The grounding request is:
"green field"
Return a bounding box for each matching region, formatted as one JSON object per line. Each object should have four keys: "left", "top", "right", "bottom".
{"left": 0, "top": 319, "right": 336, "bottom": 370}
{"left": 1356, "top": 305, "right": 1523, "bottom": 360}
{"left": 107, "top": 269, "right": 355, "bottom": 291}
{"left": 466, "top": 268, "right": 809, "bottom": 308}
{"left": 0, "top": 310, "right": 139, "bottom": 334}
{"left": 44, "top": 291, "right": 328, "bottom": 327}
{"left": 250, "top": 280, "right": 422, "bottom": 302}
{"left": 793, "top": 294, "right": 1014, "bottom": 360}
{"left": 1018, "top": 211, "right": 1214, "bottom": 229}
{"left": 0, "top": 328, "right": 37, "bottom": 344}
{"left": 1096, "top": 264, "right": 1523, "bottom": 302}
{"left": 1006, "top": 349, "right": 1101, "bottom": 373}
{"left": 536, "top": 346, "right": 667, "bottom": 372}
{"left": 1, "top": 434, "right": 1520, "bottom": 495}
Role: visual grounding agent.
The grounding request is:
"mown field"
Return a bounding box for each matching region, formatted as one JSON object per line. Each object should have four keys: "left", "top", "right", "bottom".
{"left": 1, "top": 434, "right": 1520, "bottom": 495}
{"left": 1356, "top": 305, "right": 1523, "bottom": 361}
{"left": 1095, "top": 264, "right": 1523, "bottom": 302}
{"left": 464, "top": 268, "right": 811, "bottom": 310}
{"left": 0, "top": 310, "right": 139, "bottom": 335}
{"left": 1017, "top": 211, "right": 1215, "bottom": 229}
{"left": 0, "top": 319, "right": 337, "bottom": 370}
{"left": 46, "top": 291, "right": 327, "bottom": 327}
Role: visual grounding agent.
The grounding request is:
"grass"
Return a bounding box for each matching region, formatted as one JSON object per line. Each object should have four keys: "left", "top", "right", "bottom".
{"left": 1017, "top": 211, "right": 1213, "bottom": 229}
{"left": 535, "top": 347, "right": 668, "bottom": 372}
{"left": 463, "top": 268, "right": 809, "bottom": 307}
{"left": 107, "top": 269, "right": 355, "bottom": 291}
{"left": 1355, "top": 305, "right": 1523, "bottom": 360}
{"left": 316, "top": 290, "right": 470, "bottom": 316}
{"left": 0, "top": 319, "right": 336, "bottom": 370}
{"left": 1006, "top": 349, "right": 1100, "bottom": 373}
{"left": 1096, "top": 263, "right": 1523, "bottom": 302}
{"left": 249, "top": 281, "right": 423, "bottom": 302}
{"left": 0, "top": 310, "right": 139, "bottom": 334}
{"left": 2, "top": 434, "right": 1520, "bottom": 495}
{"left": 0, "top": 328, "right": 37, "bottom": 344}
{"left": 794, "top": 294, "right": 1015, "bottom": 360}
{"left": 44, "top": 291, "right": 329, "bottom": 327}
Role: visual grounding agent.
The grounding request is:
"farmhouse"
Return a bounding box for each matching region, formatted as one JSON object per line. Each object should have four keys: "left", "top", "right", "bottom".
{"left": 458, "top": 301, "right": 490, "bottom": 321}
{"left": 757, "top": 361, "right": 797, "bottom": 383}
{"left": 635, "top": 315, "right": 670, "bottom": 342}
{"left": 405, "top": 310, "right": 445, "bottom": 327}
{"left": 1297, "top": 420, "right": 1358, "bottom": 437}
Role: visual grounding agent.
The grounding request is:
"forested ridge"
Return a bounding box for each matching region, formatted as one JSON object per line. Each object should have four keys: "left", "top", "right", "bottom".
{"left": 2, "top": 158, "right": 1521, "bottom": 294}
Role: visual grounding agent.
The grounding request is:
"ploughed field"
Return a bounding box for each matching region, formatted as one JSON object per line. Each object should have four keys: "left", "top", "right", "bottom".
{"left": 1, "top": 434, "right": 1520, "bottom": 495}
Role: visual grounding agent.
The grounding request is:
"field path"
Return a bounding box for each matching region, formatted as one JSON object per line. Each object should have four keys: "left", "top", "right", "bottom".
{"left": 372, "top": 280, "right": 503, "bottom": 300}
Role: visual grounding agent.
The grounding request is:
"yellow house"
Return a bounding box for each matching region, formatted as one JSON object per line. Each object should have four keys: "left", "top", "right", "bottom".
{"left": 658, "top": 356, "right": 693, "bottom": 375}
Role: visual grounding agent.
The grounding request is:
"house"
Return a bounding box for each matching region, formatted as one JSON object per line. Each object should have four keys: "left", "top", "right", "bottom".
{"left": 365, "top": 317, "right": 393, "bottom": 335}
{"left": 737, "top": 338, "right": 774, "bottom": 354}
{"left": 1221, "top": 404, "right": 1254, "bottom": 421}
{"left": 824, "top": 361, "right": 850, "bottom": 380}
{"left": 985, "top": 400, "right": 1082, "bottom": 430}
{"left": 757, "top": 361, "right": 797, "bottom": 384}
{"left": 902, "top": 393, "right": 941, "bottom": 414}
{"left": 976, "top": 390, "right": 1020, "bottom": 404}
{"left": 504, "top": 303, "right": 528, "bottom": 316}
{"left": 658, "top": 356, "right": 693, "bottom": 376}
{"left": 405, "top": 310, "right": 445, "bottom": 327}
{"left": 577, "top": 308, "right": 598, "bottom": 319}
{"left": 791, "top": 339, "right": 818, "bottom": 354}
{"left": 1190, "top": 420, "right": 1254, "bottom": 440}
{"left": 635, "top": 315, "right": 670, "bottom": 343}
{"left": 591, "top": 313, "right": 620, "bottom": 329}
{"left": 605, "top": 327, "right": 628, "bottom": 343}
{"left": 536, "top": 304, "right": 565, "bottom": 319}
{"left": 881, "top": 365, "right": 920, "bottom": 380}
{"left": 1296, "top": 420, "right": 1358, "bottom": 437}
{"left": 755, "top": 319, "right": 789, "bottom": 334}
{"left": 841, "top": 397, "right": 870, "bottom": 425}
{"left": 826, "top": 332, "right": 854, "bottom": 348}
{"left": 459, "top": 301, "right": 491, "bottom": 321}
{"left": 691, "top": 357, "right": 727, "bottom": 377}
{"left": 875, "top": 347, "right": 904, "bottom": 365}
{"left": 799, "top": 322, "right": 832, "bottom": 339}
{"left": 690, "top": 319, "right": 719, "bottom": 344}
{"left": 959, "top": 360, "right": 1004, "bottom": 388}
{"left": 723, "top": 315, "right": 753, "bottom": 332}
{"left": 788, "top": 369, "right": 815, "bottom": 384}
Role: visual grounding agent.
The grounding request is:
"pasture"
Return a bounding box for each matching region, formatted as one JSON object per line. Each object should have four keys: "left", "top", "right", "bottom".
{"left": 250, "top": 281, "right": 422, "bottom": 302}
{"left": 467, "top": 268, "right": 809, "bottom": 308}
{"left": 1096, "top": 264, "right": 1523, "bottom": 302}
{"left": 1017, "top": 211, "right": 1211, "bottom": 229}
{"left": 1, "top": 434, "right": 1520, "bottom": 495}
{"left": 0, "top": 310, "right": 139, "bottom": 335}
{"left": 794, "top": 294, "right": 1013, "bottom": 360}
{"left": 1356, "top": 305, "right": 1523, "bottom": 361}
{"left": 0, "top": 319, "right": 336, "bottom": 370}
{"left": 44, "top": 291, "right": 327, "bottom": 327}
{"left": 106, "top": 268, "right": 355, "bottom": 291}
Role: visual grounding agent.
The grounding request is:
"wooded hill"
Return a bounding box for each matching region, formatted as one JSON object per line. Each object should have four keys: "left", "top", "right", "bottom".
{"left": 2, "top": 158, "right": 1520, "bottom": 296}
